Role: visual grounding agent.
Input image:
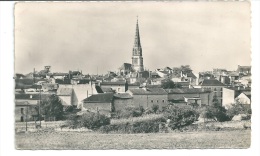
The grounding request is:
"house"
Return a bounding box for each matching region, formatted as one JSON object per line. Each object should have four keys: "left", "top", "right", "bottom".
{"left": 155, "top": 69, "right": 169, "bottom": 78}
{"left": 53, "top": 72, "right": 69, "bottom": 80}
{"left": 119, "top": 63, "right": 132, "bottom": 76}
{"left": 59, "top": 83, "right": 98, "bottom": 108}
{"left": 127, "top": 87, "right": 168, "bottom": 110}
{"left": 199, "top": 79, "right": 225, "bottom": 105}
{"left": 100, "top": 81, "right": 127, "bottom": 93}
{"left": 199, "top": 72, "right": 214, "bottom": 82}
{"left": 15, "top": 93, "right": 51, "bottom": 122}
{"left": 237, "top": 65, "right": 251, "bottom": 75}
{"left": 56, "top": 88, "right": 78, "bottom": 109}
{"left": 127, "top": 82, "right": 141, "bottom": 90}
{"left": 165, "top": 88, "right": 211, "bottom": 106}
{"left": 222, "top": 86, "right": 251, "bottom": 108}
{"left": 82, "top": 93, "right": 114, "bottom": 117}
{"left": 150, "top": 77, "right": 166, "bottom": 85}
{"left": 150, "top": 72, "right": 160, "bottom": 78}
{"left": 15, "top": 101, "right": 38, "bottom": 122}
{"left": 113, "top": 93, "right": 133, "bottom": 111}
{"left": 41, "top": 83, "right": 58, "bottom": 92}
{"left": 227, "top": 71, "right": 239, "bottom": 84}
{"left": 236, "top": 91, "right": 251, "bottom": 105}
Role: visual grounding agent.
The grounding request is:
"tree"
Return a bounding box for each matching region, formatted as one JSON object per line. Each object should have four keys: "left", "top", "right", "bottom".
{"left": 152, "top": 104, "right": 159, "bottom": 113}
{"left": 226, "top": 99, "right": 252, "bottom": 119}
{"left": 172, "top": 65, "right": 192, "bottom": 77}
{"left": 163, "top": 105, "right": 199, "bottom": 130}
{"left": 40, "top": 94, "right": 64, "bottom": 121}
{"left": 200, "top": 95, "right": 229, "bottom": 122}
{"left": 161, "top": 79, "right": 181, "bottom": 89}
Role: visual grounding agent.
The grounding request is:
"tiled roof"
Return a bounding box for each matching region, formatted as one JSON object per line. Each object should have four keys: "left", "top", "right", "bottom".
{"left": 227, "top": 72, "right": 239, "bottom": 77}
{"left": 243, "top": 91, "right": 251, "bottom": 99}
{"left": 158, "top": 70, "right": 168, "bottom": 74}
{"left": 15, "top": 93, "right": 51, "bottom": 100}
{"left": 151, "top": 72, "right": 159, "bottom": 76}
{"left": 15, "top": 100, "right": 38, "bottom": 106}
{"left": 238, "top": 66, "right": 251, "bottom": 70}
{"left": 100, "top": 87, "right": 115, "bottom": 93}
{"left": 128, "top": 82, "right": 141, "bottom": 86}
{"left": 53, "top": 73, "right": 68, "bottom": 76}
{"left": 121, "top": 63, "right": 132, "bottom": 69}
{"left": 128, "top": 88, "right": 167, "bottom": 95}
{"left": 200, "top": 79, "right": 225, "bottom": 86}
{"left": 187, "top": 72, "right": 197, "bottom": 79}
{"left": 152, "top": 77, "right": 166, "bottom": 82}
{"left": 83, "top": 93, "right": 114, "bottom": 103}
{"left": 114, "top": 93, "right": 132, "bottom": 99}
{"left": 101, "top": 81, "right": 126, "bottom": 85}
{"left": 165, "top": 88, "right": 211, "bottom": 94}
{"left": 57, "top": 88, "right": 73, "bottom": 96}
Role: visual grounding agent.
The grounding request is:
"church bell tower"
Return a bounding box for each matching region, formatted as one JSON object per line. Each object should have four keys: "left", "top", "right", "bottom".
{"left": 132, "top": 17, "right": 144, "bottom": 72}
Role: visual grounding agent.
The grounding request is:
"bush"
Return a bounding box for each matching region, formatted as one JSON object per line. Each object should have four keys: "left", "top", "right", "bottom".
{"left": 65, "top": 114, "right": 81, "bottom": 129}
{"left": 116, "top": 106, "right": 144, "bottom": 118}
{"left": 226, "top": 104, "right": 251, "bottom": 119}
{"left": 65, "top": 112, "right": 110, "bottom": 130}
{"left": 152, "top": 104, "right": 159, "bottom": 113}
{"left": 163, "top": 105, "right": 199, "bottom": 130}
{"left": 80, "top": 112, "right": 110, "bottom": 130}
{"left": 100, "top": 114, "right": 165, "bottom": 133}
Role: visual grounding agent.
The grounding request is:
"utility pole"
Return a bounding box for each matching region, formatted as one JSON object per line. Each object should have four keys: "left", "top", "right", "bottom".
{"left": 33, "top": 68, "right": 35, "bottom": 84}
{"left": 26, "top": 102, "right": 28, "bottom": 131}
{"left": 39, "top": 88, "right": 41, "bottom": 127}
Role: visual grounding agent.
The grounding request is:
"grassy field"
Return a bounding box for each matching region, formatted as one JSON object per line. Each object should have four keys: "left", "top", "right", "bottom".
{"left": 15, "top": 130, "right": 250, "bottom": 149}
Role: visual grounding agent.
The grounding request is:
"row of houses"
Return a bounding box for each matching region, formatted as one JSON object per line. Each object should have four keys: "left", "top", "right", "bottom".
{"left": 15, "top": 77, "right": 251, "bottom": 121}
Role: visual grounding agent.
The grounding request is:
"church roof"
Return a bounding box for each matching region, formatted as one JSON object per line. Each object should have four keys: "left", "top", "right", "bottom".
{"left": 134, "top": 18, "right": 141, "bottom": 48}
{"left": 119, "top": 63, "right": 132, "bottom": 70}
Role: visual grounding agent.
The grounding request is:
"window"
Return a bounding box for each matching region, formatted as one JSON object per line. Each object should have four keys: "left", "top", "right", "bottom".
{"left": 157, "top": 100, "right": 159, "bottom": 103}
{"left": 21, "top": 108, "right": 24, "bottom": 114}
{"left": 151, "top": 100, "right": 153, "bottom": 103}
{"left": 162, "top": 100, "right": 165, "bottom": 103}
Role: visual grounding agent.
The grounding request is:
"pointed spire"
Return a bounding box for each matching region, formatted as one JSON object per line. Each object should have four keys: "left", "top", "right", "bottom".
{"left": 134, "top": 16, "right": 141, "bottom": 48}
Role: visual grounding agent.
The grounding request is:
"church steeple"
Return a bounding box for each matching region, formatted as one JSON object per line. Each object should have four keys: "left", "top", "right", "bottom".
{"left": 134, "top": 17, "right": 141, "bottom": 49}
{"left": 132, "top": 17, "right": 144, "bottom": 72}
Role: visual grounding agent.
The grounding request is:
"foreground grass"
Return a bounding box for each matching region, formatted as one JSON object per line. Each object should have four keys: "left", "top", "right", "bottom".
{"left": 15, "top": 130, "right": 250, "bottom": 149}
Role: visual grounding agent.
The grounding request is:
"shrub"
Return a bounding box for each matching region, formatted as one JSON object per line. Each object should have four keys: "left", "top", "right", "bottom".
{"left": 152, "top": 104, "right": 159, "bottom": 113}
{"left": 65, "top": 114, "right": 81, "bottom": 129}
{"left": 199, "top": 104, "right": 230, "bottom": 122}
{"left": 80, "top": 112, "right": 110, "bottom": 130}
{"left": 226, "top": 104, "right": 252, "bottom": 119}
{"left": 100, "top": 114, "right": 165, "bottom": 133}
{"left": 163, "top": 105, "right": 199, "bottom": 130}
{"left": 65, "top": 112, "right": 110, "bottom": 130}
{"left": 116, "top": 106, "right": 144, "bottom": 118}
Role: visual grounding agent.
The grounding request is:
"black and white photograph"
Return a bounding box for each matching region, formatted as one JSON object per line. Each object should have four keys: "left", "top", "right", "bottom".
{"left": 11, "top": 1, "right": 253, "bottom": 150}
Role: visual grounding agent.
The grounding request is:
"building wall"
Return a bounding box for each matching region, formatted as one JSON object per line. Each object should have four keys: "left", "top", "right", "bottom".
{"left": 236, "top": 93, "right": 251, "bottom": 105}
{"left": 222, "top": 88, "right": 235, "bottom": 108}
{"left": 201, "top": 86, "right": 223, "bottom": 105}
{"left": 59, "top": 84, "right": 97, "bottom": 108}
{"left": 15, "top": 105, "right": 38, "bottom": 122}
{"left": 83, "top": 102, "right": 112, "bottom": 117}
{"left": 199, "top": 93, "right": 211, "bottom": 106}
{"left": 114, "top": 98, "right": 133, "bottom": 111}
{"left": 101, "top": 84, "right": 126, "bottom": 93}
{"left": 168, "top": 92, "right": 210, "bottom": 106}
{"left": 131, "top": 94, "right": 168, "bottom": 110}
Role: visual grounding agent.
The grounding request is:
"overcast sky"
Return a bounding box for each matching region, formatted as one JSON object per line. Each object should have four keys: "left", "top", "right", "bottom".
{"left": 15, "top": 2, "right": 251, "bottom": 75}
